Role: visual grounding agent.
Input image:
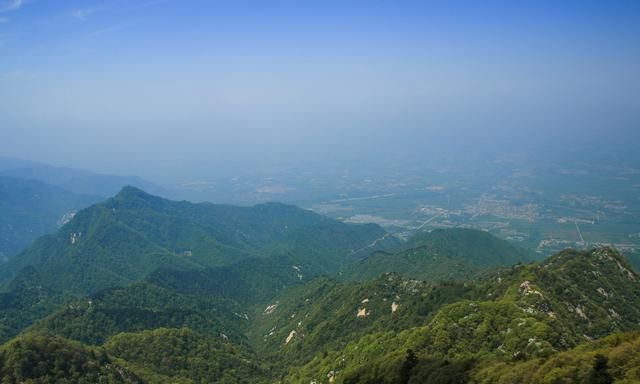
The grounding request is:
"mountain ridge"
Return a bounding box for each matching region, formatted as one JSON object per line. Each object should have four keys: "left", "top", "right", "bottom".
{"left": 342, "top": 227, "right": 532, "bottom": 282}
{"left": 1, "top": 186, "right": 388, "bottom": 294}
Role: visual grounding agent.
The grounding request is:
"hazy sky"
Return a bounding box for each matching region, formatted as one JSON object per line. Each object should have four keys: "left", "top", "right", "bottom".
{"left": 1, "top": 0, "right": 639, "bottom": 182}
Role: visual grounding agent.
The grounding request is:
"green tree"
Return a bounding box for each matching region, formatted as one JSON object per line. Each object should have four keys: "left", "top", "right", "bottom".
{"left": 399, "top": 349, "right": 418, "bottom": 384}
{"left": 588, "top": 354, "right": 613, "bottom": 384}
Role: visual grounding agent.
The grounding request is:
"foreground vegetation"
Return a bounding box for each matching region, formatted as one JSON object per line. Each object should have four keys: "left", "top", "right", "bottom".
{"left": 0, "top": 188, "right": 639, "bottom": 383}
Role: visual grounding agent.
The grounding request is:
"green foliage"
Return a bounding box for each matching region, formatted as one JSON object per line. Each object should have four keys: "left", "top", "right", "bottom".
{"left": 1, "top": 184, "right": 639, "bottom": 384}
{"left": 281, "top": 247, "right": 640, "bottom": 383}
{"left": 473, "top": 332, "right": 640, "bottom": 384}
{"left": 341, "top": 352, "right": 474, "bottom": 384}
{"left": 0, "top": 268, "right": 75, "bottom": 344}
{"left": 33, "top": 281, "right": 248, "bottom": 345}
{"left": 405, "top": 228, "right": 533, "bottom": 266}
{"left": 343, "top": 228, "right": 531, "bottom": 282}
{"left": 4, "top": 242, "right": 640, "bottom": 384}
{"left": 0, "top": 332, "right": 140, "bottom": 383}
{"left": 589, "top": 354, "right": 613, "bottom": 384}
{"left": 0, "top": 187, "right": 386, "bottom": 344}
{"left": 147, "top": 255, "right": 309, "bottom": 305}
{"left": 104, "top": 328, "right": 269, "bottom": 383}
{"left": 1, "top": 186, "right": 386, "bottom": 294}
{"left": 398, "top": 349, "right": 417, "bottom": 384}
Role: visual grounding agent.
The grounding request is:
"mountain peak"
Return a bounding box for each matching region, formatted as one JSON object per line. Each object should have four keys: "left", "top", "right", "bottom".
{"left": 111, "top": 185, "right": 165, "bottom": 207}
{"left": 115, "top": 185, "right": 149, "bottom": 199}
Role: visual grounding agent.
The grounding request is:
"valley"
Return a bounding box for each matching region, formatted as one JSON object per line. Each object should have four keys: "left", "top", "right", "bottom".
{"left": 165, "top": 152, "right": 640, "bottom": 270}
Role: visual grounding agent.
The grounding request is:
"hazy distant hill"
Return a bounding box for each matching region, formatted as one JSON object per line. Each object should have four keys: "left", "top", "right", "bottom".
{"left": 0, "top": 157, "right": 41, "bottom": 172}
{"left": 343, "top": 228, "right": 531, "bottom": 282}
{"left": 0, "top": 157, "right": 164, "bottom": 198}
{"left": 0, "top": 186, "right": 388, "bottom": 294}
{"left": 0, "top": 176, "right": 101, "bottom": 258}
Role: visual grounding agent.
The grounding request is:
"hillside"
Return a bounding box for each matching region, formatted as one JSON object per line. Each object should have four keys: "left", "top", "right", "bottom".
{"left": 474, "top": 331, "right": 640, "bottom": 383}
{"left": 342, "top": 228, "right": 531, "bottom": 282}
{"left": 0, "top": 185, "right": 638, "bottom": 383}
{"left": 0, "top": 332, "right": 142, "bottom": 383}
{"left": 0, "top": 186, "right": 388, "bottom": 294}
{"left": 0, "top": 176, "right": 101, "bottom": 258}
{"left": 267, "top": 247, "right": 640, "bottom": 382}
{"left": 0, "top": 246, "right": 638, "bottom": 382}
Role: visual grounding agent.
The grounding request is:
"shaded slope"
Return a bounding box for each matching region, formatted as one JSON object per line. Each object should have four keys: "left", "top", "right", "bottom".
{"left": 0, "top": 176, "right": 100, "bottom": 258}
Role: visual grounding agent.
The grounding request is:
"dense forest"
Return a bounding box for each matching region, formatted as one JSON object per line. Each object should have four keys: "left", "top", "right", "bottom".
{"left": 0, "top": 188, "right": 639, "bottom": 383}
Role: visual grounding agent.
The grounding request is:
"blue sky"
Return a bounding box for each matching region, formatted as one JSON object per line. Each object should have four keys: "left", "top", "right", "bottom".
{"left": 1, "top": 0, "right": 639, "bottom": 180}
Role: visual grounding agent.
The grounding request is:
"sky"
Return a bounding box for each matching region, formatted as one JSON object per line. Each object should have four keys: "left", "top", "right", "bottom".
{"left": 0, "top": 0, "right": 639, "bottom": 182}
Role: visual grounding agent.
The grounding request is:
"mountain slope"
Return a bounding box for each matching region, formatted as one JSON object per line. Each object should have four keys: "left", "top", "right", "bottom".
{"left": 1, "top": 246, "right": 638, "bottom": 383}
{"left": 0, "top": 186, "right": 387, "bottom": 294}
{"left": 0, "top": 176, "right": 101, "bottom": 258}
{"left": 0, "top": 332, "right": 142, "bottom": 383}
{"left": 104, "top": 327, "right": 270, "bottom": 383}
{"left": 343, "top": 228, "right": 531, "bottom": 282}
{"left": 267, "top": 247, "right": 640, "bottom": 383}
{"left": 0, "top": 328, "right": 271, "bottom": 384}
{"left": 474, "top": 331, "right": 640, "bottom": 383}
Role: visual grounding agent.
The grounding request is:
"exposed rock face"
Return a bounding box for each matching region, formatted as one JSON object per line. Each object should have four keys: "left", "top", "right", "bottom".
{"left": 285, "top": 330, "right": 297, "bottom": 344}
{"left": 264, "top": 303, "right": 278, "bottom": 315}
{"left": 356, "top": 308, "right": 370, "bottom": 318}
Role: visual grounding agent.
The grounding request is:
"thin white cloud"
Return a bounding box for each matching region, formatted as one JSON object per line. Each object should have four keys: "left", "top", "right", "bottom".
{"left": 71, "top": 0, "right": 172, "bottom": 21}
{"left": 71, "top": 7, "right": 96, "bottom": 21}
{"left": 0, "top": 0, "right": 23, "bottom": 13}
{"left": 84, "top": 23, "right": 127, "bottom": 39}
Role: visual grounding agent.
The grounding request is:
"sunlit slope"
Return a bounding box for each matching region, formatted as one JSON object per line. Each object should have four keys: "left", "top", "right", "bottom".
{"left": 0, "top": 186, "right": 387, "bottom": 294}
{"left": 343, "top": 228, "right": 532, "bottom": 282}
{"left": 264, "top": 247, "right": 640, "bottom": 383}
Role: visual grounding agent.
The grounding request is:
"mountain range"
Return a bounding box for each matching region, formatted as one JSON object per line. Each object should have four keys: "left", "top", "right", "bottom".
{"left": 0, "top": 157, "right": 165, "bottom": 260}
{"left": 0, "top": 186, "right": 638, "bottom": 383}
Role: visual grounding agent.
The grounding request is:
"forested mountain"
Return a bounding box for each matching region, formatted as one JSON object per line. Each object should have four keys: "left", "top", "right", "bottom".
{"left": 0, "top": 332, "right": 143, "bottom": 384}
{"left": 0, "top": 187, "right": 639, "bottom": 383}
{"left": 0, "top": 246, "right": 637, "bottom": 383}
{"left": 343, "top": 228, "right": 532, "bottom": 282}
{"left": 0, "top": 187, "right": 390, "bottom": 346}
{"left": 0, "top": 176, "right": 101, "bottom": 258}
{"left": 0, "top": 156, "right": 165, "bottom": 259}
{"left": 282, "top": 247, "right": 640, "bottom": 383}
{"left": 0, "top": 186, "right": 388, "bottom": 294}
